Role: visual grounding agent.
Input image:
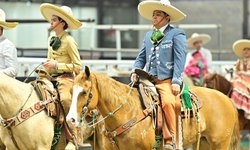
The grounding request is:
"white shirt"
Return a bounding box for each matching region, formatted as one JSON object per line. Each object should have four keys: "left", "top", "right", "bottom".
{"left": 159, "top": 24, "right": 169, "bottom": 33}
{"left": 0, "top": 35, "right": 18, "bottom": 77}
{"left": 185, "top": 47, "right": 213, "bottom": 73}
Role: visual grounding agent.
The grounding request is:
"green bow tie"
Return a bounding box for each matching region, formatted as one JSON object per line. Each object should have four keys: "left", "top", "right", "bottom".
{"left": 50, "top": 36, "right": 61, "bottom": 50}
{"left": 150, "top": 29, "right": 165, "bottom": 45}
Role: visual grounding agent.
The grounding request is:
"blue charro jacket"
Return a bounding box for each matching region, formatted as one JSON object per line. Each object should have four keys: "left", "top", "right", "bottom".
{"left": 132, "top": 25, "right": 187, "bottom": 86}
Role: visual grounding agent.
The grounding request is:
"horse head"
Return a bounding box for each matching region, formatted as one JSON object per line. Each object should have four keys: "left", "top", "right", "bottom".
{"left": 80, "top": 109, "right": 103, "bottom": 142}
{"left": 202, "top": 73, "right": 216, "bottom": 89}
{"left": 225, "top": 67, "right": 234, "bottom": 80}
{"left": 66, "top": 66, "right": 99, "bottom": 127}
{"left": 202, "top": 73, "right": 233, "bottom": 96}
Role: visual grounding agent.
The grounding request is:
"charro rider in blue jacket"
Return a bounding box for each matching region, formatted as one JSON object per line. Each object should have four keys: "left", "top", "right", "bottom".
{"left": 131, "top": 0, "right": 187, "bottom": 149}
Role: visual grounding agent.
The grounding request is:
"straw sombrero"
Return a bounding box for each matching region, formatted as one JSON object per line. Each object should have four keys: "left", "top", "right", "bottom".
{"left": 0, "top": 9, "right": 18, "bottom": 29}
{"left": 138, "top": 0, "right": 186, "bottom": 23}
{"left": 187, "top": 33, "right": 211, "bottom": 48}
{"left": 40, "top": 3, "right": 82, "bottom": 30}
{"left": 232, "top": 39, "right": 250, "bottom": 58}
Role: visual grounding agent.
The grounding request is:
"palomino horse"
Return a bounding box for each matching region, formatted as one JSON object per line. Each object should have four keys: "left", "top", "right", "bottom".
{"left": 67, "top": 67, "right": 240, "bottom": 150}
{"left": 0, "top": 73, "right": 68, "bottom": 150}
{"left": 203, "top": 73, "right": 250, "bottom": 130}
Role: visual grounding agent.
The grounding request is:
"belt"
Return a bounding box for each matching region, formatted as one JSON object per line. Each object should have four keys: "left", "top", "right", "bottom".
{"left": 153, "top": 76, "right": 172, "bottom": 84}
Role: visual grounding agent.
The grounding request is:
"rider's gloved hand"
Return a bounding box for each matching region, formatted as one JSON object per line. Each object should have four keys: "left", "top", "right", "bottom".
{"left": 171, "top": 84, "right": 180, "bottom": 96}
{"left": 130, "top": 73, "right": 139, "bottom": 82}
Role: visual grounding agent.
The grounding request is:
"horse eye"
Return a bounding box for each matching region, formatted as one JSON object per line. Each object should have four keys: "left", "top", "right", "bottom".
{"left": 81, "top": 90, "right": 87, "bottom": 96}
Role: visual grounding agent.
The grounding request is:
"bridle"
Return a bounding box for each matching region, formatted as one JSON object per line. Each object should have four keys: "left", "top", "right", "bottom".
{"left": 79, "top": 78, "right": 93, "bottom": 123}
{"left": 78, "top": 77, "right": 124, "bottom": 126}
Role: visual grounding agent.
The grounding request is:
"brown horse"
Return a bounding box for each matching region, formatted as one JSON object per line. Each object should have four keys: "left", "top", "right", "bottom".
{"left": 203, "top": 73, "right": 250, "bottom": 131}
{"left": 67, "top": 67, "right": 240, "bottom": 150}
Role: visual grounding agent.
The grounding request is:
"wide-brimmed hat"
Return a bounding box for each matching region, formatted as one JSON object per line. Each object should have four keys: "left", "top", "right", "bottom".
{"left": 232, "top": 39, "right": 250, "bottom": 58}
{"left": 187, "top": 33, "right": 211, "bottom": 48}
{"left": 40, "top": 3, "right": 82, "bottom": 30}
{"left": 138, "top": 0, "right": 186, "bottom": 23}
{"left": 0, "top": 9, "right": 18, "bottom": 29}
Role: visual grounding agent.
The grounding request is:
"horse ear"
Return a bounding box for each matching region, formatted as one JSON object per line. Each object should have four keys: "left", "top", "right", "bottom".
{"left": 85, "top": 66, "right": 91, "bottom": 78}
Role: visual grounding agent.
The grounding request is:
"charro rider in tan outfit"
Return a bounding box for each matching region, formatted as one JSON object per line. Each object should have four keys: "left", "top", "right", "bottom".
{"left": 40, "top": 3, "right": 82, "bottom": 150}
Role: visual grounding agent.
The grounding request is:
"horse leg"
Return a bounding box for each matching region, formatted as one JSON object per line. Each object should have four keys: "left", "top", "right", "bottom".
{"left": 238, "top": 109, "right": 250, "bottom": 130}
{"left": 192, "top": 137, "right": 210, "bottom": 150}
{"left": 0, "top": 140, "right": 5, "bottom": 150}
{"left": 0, "top": 132, "right": 5, "bottom": 150}
{"left": 206, "top": 121, "right": 240, "bottom": 150}
{"left": 208, "top": 139, "right": 231, "bottom": 150}
{"left": 204, "top": 123, "right": 240, "bottom": 150}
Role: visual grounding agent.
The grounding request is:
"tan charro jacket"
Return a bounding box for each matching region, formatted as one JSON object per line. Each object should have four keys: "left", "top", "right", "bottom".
{"left": 47, "top": 31, "right": 82, "bottom": 75}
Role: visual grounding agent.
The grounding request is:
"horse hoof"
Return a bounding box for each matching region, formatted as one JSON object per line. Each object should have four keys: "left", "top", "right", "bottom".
{"left": 65, "top": 142, "right": 76, "bottom": 150}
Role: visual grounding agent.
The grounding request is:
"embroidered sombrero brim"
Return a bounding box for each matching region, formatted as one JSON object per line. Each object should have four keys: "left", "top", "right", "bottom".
{"left": 187, "top": 34, "right": 211, "bottom": 48}
{"left": 0, "top": 21, "right": 18, "bottom": 30}
{"left": 233, "top": 39, "right": 250, "bottom": 58}
{"left": 138, "top": 1, "right": 186, "bottom": 22}
{"left": 40, "top": 3, "right": 82, "bottom": 30}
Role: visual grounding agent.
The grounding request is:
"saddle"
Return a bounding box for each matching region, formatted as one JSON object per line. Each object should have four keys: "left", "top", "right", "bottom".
{"left": 135, "top": 69, "right": 202, "bottom": 118}
{"left": 135, "top": 69, "right": 202, "bottom": 149}
{"left": 31, "top": 77, "right": 64, "bottom": 123}
{"left": 33, "top": 70, "right": 79, "bottom": 148}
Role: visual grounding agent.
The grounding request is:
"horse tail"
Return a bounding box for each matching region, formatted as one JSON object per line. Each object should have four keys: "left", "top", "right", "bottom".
{"left": 229, "top": 108, "right": 240, "bottom": 150}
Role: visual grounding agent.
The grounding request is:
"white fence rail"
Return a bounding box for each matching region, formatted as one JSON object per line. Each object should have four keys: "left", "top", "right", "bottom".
{"left": 17, "top": 57, "right": 235, "bottom": 77}
{"left": 83, "top": 24, "right": 222, "bottom": 60}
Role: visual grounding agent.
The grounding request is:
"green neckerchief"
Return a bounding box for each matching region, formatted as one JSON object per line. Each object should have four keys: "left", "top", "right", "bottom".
{"left": 50, "top": 36, "right": 61, "bottom": 50}
{"left": 49, "top": 31, "right": 67, "bottom": 50}
{"left": 150, "top": 29, "right": 165, "bottom": 45}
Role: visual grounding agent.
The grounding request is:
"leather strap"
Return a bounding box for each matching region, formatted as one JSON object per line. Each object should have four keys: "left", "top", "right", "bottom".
{"left": 7, "top": 126, "right": 21, "bottom": 150}
{"left": 175, "top": 97, "right": 182, "bottom": 149}
{"left": 1, "top": 100, "right": 53, "bottom": 127}
{"left": 104, "top": 108, "right": 152, "bottom": 139}
{"left": 156, "top": 104, "right": 163, "bottom": 135}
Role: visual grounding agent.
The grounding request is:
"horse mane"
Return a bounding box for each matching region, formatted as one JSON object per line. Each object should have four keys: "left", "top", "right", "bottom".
{"left": 93, "top": 73, "right": 141, "bottom": 111}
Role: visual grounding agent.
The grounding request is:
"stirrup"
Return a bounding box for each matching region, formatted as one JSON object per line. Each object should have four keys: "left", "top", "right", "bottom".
{"left": 65, "top": 141, "right": 76, "bottom": 150}
{"left": 163, "top": 143, "right": 173, "bottom": 149}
